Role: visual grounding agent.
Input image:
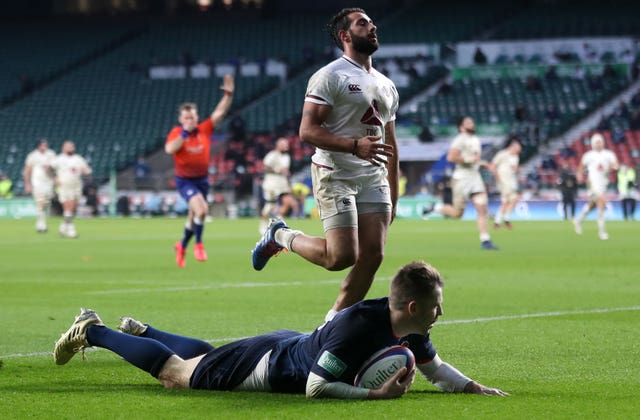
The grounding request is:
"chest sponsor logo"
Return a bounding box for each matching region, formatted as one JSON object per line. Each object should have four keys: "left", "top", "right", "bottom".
{"left": 348, "top": 84, "right": 362, "bottom": 93}
{"left": 360, "top": 100, "right": 383, "bottom": 126}
{"left": 317, "top": 351, "right": 347, "bottom": 378}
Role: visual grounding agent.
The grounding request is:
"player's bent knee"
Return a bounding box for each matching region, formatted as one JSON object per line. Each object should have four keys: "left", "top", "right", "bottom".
{"left": 472, "top": 194, "right": 488, "bottom": 206}
{"left": 325, "top": 253, "right": 356, "bottom": 271}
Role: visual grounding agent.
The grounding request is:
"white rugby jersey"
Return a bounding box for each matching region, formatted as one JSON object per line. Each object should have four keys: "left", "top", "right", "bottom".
{"left": 450, "top": 132, "right": 482, "bottom": 179}
{"left": 581, "top": 149, "right": 618, "bottom": 188}
{"left": 263, "top": 150, "right": 291, "bottom": 187}
{"left": 25, "top": 149, "right": 56, "bottom": 186}
{"left": 304, "top": 55, "right": 399, "bottom": 172}
{"left": 492, "top": 149, "right": 519, "bottom": 183}
{"left": 53, "top": 154, "right": 91, "bottom": 187}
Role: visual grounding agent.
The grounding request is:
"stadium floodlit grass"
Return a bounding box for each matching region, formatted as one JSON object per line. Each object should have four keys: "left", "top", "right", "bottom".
{"left": 1, "top": 216, "right": 639, "bottom": 419}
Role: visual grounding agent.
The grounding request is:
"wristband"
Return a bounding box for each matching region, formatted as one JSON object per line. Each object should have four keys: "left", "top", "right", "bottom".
{"left": 351, "top": 138, "right": 359, "bottom": 156}
{"left": 180, "top": 129, "right": 189, "bottom": 138}
{"left": 223, "top": 90, "right": 233, "bottom": 96}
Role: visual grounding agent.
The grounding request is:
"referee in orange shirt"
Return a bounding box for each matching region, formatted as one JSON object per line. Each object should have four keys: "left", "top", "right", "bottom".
{"left": 165, "top": 75, "right": 234, "bottom": 267}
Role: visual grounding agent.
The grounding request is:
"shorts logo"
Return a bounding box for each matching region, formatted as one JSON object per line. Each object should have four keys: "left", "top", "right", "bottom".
{"left": 348, "top": 84, "right": 362, "bottom": 93}
{"left": 317, "top": 351, "right": 347, "bottom": 378}
{"left": 342, "top": 198, "right": 352, "bottom": 206}
{"left": 187, "top": 189, "right": 194, "bottom": 196}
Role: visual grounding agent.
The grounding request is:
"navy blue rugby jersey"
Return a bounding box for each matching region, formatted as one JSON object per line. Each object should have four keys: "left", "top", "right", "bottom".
{"left": 267, "top": 297, "right": 436, "bottom": 393}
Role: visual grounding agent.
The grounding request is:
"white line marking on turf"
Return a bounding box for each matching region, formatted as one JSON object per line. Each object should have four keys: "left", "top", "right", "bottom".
{"left": 2, "top": 306, "right": 639, "bottom": 359}
{"left": 87, "top": 277, "right": 393, "bottom": 295}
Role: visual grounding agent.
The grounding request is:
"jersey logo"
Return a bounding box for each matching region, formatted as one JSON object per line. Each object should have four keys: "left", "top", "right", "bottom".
{"left": 360, "top": 100, "right": 383, "bottom": 126}
{"left": 317, "top": 351, "right": 347, "bottom": 378}
{"left": 348, "top": 84, "right": 362, "bottom": 92}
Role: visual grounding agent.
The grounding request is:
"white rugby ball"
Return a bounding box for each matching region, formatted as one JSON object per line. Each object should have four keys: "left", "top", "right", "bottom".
{"left": 354, "top": 345, "right": 415, "bottom": 389}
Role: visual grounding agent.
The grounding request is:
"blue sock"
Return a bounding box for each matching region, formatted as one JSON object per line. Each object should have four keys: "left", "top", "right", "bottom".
{"left": 86, "top": 325, "right": 174, "bottom": 378}
{"left": 142, "top": 325, "right": 214, "bottom": 359}
{"left": 193, "top": 220, "right": 204, "bottom": 244}
{"left": 181, "top": 227, "right": 194, "bottom": 249}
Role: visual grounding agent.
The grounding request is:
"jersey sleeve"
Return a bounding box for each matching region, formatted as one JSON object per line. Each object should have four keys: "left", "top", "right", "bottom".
{"left": 166, "top": 126, "right": 182, "bottom": 145}
{"left": 491, "top": 151, "right": 503, "bottom": 166}
{"left": 403, "top": 333, "right": 437, "bottom": 364}
{"left": 310, "top": 313, "right": 377, "bottom": 383}
{"left": 304, "top": 69, "right": 337, "bottom": 107}
{"left": 450, "top": 134, "right": 464, "bottom": 151}
{"left": 198, "top": 118, "right": 214, "bottom": 137}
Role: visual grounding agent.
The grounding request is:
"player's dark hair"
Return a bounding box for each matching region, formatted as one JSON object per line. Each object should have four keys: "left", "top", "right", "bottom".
{"left": 327, "top": 7, "right": 366, "bottom": 51}
{"left": 178, "top": 102, "right": 198, "bottom": 115}
{"left": 456, "top": 115, "right": 470, "bottom": 128}
{"left": 389, "top": 261, "right": 444, "bottom": 310}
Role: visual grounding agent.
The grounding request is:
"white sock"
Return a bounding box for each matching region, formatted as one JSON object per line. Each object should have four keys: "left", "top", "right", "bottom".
{"left": 480, "top": 233, "right": 491, "bottom": 242}
{"left": 495, "top": 211, "right": 503, "bottom": 224}
{"left": 275, "top": 228, "right": 301, "bottom": 251}
{"left": 193, "top": 216, "right": 202, "bottom": 225}
{"left": 434, "top": 202, "right": 443, "bottom": 212}
{"left": 597, "top": 209, "right": 605, "bottom": 233}
{"left": 577, "top": 207, "right": 589, "bottom": 222}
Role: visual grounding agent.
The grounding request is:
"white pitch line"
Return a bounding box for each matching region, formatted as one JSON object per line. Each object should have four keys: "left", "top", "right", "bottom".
{"left": 86, "top": 277, "right": 393, "bottom": 295}
{"left": 2, "top": 306, "right": 639, "bottom": 360}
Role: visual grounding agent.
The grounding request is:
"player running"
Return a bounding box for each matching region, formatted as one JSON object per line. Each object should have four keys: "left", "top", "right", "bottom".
{"left": 424, "top": 116, "right": 498, "bottom": 250}
{"left": 573, "top": 133, "right": 619, "bottom": 240}
{"left": 252, "top": 8, "right": 399, "bottom": 322}
{"left": 490, "top": 138, "right": 521, "bottom": 229}
{"left": 23, "top": 139, "right": 56, "bottom": 233}
{"left": 165, "top": 75, "right": 234, "bottom": 267}
{"left": 52, "top": 141, "right": 92, "bottom": 238}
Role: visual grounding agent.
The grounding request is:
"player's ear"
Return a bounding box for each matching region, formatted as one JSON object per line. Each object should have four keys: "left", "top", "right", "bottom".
{"left": 407, "top": 300, "right": 418, "bottom": 316}
{"left": 339, "top": 29, "right": 350, "bottom": 44}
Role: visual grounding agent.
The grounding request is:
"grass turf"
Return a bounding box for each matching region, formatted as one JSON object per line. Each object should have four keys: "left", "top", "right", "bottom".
{"left": 1, "top": 217, "right": 639, "bottom": 419}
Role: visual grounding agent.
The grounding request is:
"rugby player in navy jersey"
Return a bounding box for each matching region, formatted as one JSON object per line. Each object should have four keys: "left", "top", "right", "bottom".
{"left": 53, "top": 261, "right": 507, "bottom": 399}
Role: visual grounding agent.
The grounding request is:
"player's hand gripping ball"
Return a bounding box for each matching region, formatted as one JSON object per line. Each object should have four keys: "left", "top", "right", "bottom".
{"left": 354, "top": 346, "right": 415, "bottom": 389}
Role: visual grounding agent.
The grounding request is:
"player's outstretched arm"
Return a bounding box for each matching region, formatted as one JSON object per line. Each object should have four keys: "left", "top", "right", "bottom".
{"left": 464, "top": 380, "right": 509, "bottom": 396}
{"left": 210, "top": 74, "right": 234, "bottom": 126}
{"left": 417, "top": 354, "right": 508, "bottom": 396}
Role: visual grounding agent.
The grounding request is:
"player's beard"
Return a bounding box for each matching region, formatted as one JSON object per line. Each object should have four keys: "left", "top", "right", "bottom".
{"left": 349, "top": 30, "right": 378, "bottom": 56}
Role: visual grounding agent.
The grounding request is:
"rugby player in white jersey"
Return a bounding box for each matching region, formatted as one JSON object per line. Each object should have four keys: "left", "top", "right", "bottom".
{"left": 573, "top": 133, "right": 619, "bottom": 240}
{"left": 252, "top": 7, "right": 399, "bottom": 322}
{"left": 259, "top": 137, "right": 298, "bottom": 233}
{"left": 425, "top": 116, "right": 498, "bottom": 250}
{"left": 52, "top": 141, "right": 92, "bottom": 238}
{"left": 23, "top": 139, "right": 56, "bottom": 233}
{"left": 490, "top": 138, "right": 522, "bottom": 229}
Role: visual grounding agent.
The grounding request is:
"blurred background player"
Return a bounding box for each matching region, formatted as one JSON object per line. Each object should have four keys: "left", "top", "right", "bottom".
{"left": 52, "top": 140, "right": 92, "bottom": 238}
{"left": 617, "top": 163, "right": 636, "bottom": 220}
{"left": 425, "top": 116, "right": 498, "bottom": 250}
{"left": 23, "top": 139, "right": 56, "bottom": 233}
{"left": 0, "top": 172, "right": 13, "bottom": 199}
{"left": 490, "top": 138, "right": 522, "bottom": 229}
{"left": 557, "top": 161, "right": 578, "bottom": 220}
{"left": 259, "top": 137, "right": 298, "bottom": 233}
{"left": 573, "top": 133, "right": 619, "bottom": 240}
{"left": 252, "top": 8, "right": 399, "bottom": 322}
{"left": 165, "top": 75, "right": 234, "bottom": 268}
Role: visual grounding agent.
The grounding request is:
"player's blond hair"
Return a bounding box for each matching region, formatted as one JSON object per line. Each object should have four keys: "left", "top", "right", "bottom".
{"left": 389, "top": 261, "right": 444, "bottom": 310}
{"left": 178, "top": 102, "right": 198, "bottom": 115}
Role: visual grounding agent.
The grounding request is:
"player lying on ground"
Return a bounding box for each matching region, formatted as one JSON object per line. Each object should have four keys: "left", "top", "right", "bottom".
{"left": 53, "top": 261, "right": 508, "bottom": 399}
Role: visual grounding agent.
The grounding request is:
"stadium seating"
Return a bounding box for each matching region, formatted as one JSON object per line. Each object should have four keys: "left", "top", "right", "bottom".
{"left": 491, "top": 0, "right": 640, "bottom": 39}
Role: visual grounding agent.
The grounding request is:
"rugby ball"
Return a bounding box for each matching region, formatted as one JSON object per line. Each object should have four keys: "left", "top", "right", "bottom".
{"left": 354, "top": 345, "right": 415, "bottom": 389}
